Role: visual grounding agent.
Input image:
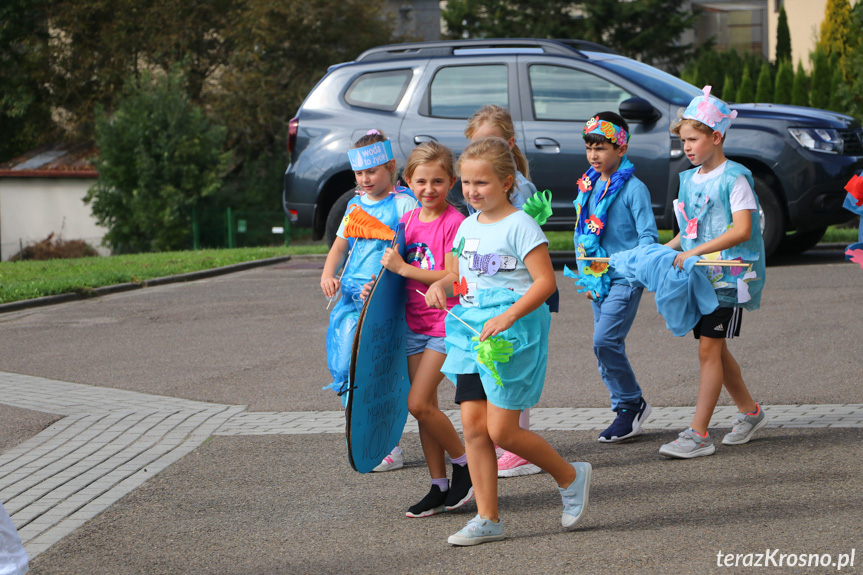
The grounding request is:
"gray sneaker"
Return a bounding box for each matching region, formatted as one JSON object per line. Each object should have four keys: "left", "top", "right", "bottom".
{"left": 447, "top": 514, "right": 504, "bottom": 546}
{"left": 722, "top": 404, "right": 767, "bottom": 445}
{"left": 658, "top": 428, "right": 716, "bottom": 459}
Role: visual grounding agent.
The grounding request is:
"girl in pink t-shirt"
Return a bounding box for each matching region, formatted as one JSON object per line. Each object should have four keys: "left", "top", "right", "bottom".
{"left": 377, "top": 142, "right": 471, "bottom": 517}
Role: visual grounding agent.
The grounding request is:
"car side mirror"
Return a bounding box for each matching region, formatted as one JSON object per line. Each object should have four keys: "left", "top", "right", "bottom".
{"left": 619, "top": 97, "right": 660, "bottom": 124}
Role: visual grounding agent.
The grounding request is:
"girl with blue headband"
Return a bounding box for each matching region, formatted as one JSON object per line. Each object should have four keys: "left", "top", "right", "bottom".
{"left": 564, "top": 110, "right": 658, "bottom": 444}
{"left": 320, "top": 129, "right": 416, "bottom": 471}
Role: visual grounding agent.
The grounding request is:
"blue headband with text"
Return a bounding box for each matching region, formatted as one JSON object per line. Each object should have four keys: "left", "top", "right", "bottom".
{"left": 347, "top": 139, "right": 394, "bottom": 171}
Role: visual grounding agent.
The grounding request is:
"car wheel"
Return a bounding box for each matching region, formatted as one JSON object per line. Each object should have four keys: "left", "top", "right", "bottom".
{"left": 325, "top": 189, "right": 358, "bottom": 247}
{"left": 754, "top": 176, "right": 784, "bottom": 258}
{"left": 776, "top": 227, "right": 828, "bottom": 255}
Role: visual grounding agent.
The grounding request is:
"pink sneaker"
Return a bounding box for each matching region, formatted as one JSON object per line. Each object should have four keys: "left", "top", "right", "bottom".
{"left": 497, "top": 450, "right": 540, "bottom": 478}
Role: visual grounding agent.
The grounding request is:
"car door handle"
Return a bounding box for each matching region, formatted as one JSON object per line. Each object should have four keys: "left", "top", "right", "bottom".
{"left": 414, "top": 135, "right": 438, "bottom": 145}
{"left": 534, "top": 138, "right": 560, "bottom": 152}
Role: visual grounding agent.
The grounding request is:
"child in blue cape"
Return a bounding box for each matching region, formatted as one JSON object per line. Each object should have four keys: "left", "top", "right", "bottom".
{"left": 426, "top": 137, "right": 591, "bottom": 546}
{"left": 661, "top": 86, "right": 768, "bottom": 459}
{"left": 320, "top": 129, "right": 416, "bottom": 470}
{"left": 564, "top": 111, "right": 658, "bottom": 444}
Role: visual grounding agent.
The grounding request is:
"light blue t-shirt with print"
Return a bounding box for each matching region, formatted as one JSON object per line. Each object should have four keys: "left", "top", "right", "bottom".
{"left": 453, "top": 210, "right": 548, "bottom": 307}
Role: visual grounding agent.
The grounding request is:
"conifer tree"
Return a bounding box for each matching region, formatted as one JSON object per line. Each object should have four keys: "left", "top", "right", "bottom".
{"left": 736, "top": 64, "right": 755, "bottom": 102}
{"left": 810, "top": 48, "right": 832, "bottom": 109}
{"left": 828, "top": 66, "right": 844, "bottom": 111}
{"left": 818, "top": 0, "right": 853, "bottom": 59}
{"left": 776, "top": 4, "right": 792, "bottom": 63}
{"left": 721, "top": 73, "right": 736, "bottom": 102}
{"left": 774, "top": 60, "right": 794, "bottom": 105}
{"left": 792, "top": 60, "right": 809, "bottom": 106}
{"left": 755, "top": 61, "right": 773, "bottom": 102}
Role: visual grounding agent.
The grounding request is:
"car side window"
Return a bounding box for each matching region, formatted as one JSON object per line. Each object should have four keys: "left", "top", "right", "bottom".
{"left": 345, "top": 69, "right": 412, "bottom": 111}
{"left": 529, "top": 65, "right": 632, "bottom": 121}
{"left": 429, "top": 65, "right": 508, "bottom": 118}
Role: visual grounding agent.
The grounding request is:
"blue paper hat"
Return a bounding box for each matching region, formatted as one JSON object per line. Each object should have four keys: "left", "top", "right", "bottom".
{"left": 683, "top": 86, "right": 738, "bottom": 135}
{"left": 347, "top": 139, "right": 394, "bottom": 171}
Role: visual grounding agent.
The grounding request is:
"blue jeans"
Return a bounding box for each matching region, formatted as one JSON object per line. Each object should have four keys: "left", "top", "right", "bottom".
{"left": 592, "top": 283, "right": 644, "bottom": 412}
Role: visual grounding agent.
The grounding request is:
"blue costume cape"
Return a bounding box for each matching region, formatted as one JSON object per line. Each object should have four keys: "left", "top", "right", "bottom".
{"left": 676, "top": 161, "right": 765, "bottom": 310}
{"left": 324, "top": 187, "right": 414, "bottom": 401}
{"left": 608, "top": 244, "right": 719, "bottom": 336}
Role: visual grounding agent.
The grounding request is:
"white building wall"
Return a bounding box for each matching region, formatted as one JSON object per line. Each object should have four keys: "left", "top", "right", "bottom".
{"left": 0, "top": 178, "right": 108, "bottom": 260}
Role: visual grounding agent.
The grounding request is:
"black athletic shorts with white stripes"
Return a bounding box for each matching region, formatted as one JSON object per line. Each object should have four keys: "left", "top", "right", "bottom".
{"left": 693, "top": 306, "right": 742, "bottom": 339}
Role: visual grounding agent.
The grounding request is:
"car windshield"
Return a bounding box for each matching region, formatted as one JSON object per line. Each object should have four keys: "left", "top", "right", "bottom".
{"left": 590, "top": 55, "right": 702, "bottom": 107}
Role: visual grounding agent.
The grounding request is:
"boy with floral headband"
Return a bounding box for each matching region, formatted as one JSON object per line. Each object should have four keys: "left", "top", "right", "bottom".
{"left": 564, "top": 111, "right": 658, "bottom": 443}
{"left": 660, "top": 86, "right": 767, "bottom": 459}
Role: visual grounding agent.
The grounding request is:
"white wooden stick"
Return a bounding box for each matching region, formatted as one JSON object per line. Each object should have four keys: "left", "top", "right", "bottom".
{"left": 415, "top": 289, "right": 480, "bottom": 336}
{"left": 576, "top": 256, "right": 751, "bottom": 268}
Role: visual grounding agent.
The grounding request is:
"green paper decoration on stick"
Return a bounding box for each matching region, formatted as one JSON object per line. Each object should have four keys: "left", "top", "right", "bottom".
{"left": 472, "top": 336, "right": 513, "bottom": 387}
{"left": 523, "top": 189, "right": 553, "bottom": 226}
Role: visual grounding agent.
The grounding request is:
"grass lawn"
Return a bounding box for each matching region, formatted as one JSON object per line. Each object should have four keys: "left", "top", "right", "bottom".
{"left": 1, "top": 222, "right": 856, "bottom": 306}
{"left": 0, "top": 246, "right": 303, "bottom": 305}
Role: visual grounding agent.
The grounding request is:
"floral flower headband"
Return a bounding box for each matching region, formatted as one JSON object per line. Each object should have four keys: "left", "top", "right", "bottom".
{"left": 583, "top": 116, "right": 629, "bottom": 147}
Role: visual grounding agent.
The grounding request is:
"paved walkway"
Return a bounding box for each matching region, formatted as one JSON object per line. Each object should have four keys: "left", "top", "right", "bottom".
{"left": 2, "top": 370, "right": 862, "bottom": 558}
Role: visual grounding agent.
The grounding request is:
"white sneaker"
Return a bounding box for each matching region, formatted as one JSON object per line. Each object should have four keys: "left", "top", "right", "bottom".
{"left": 372, "top": 446, "right": 403, "bottom": 472}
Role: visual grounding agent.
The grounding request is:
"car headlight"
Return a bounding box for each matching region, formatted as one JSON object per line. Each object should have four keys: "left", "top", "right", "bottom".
{"left": 788, "top": 127, "right": 844, "bottom": 154}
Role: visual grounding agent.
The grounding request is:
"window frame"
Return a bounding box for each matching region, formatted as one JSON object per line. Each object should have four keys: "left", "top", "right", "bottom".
{"left": 343, "top": 68, "right": 413, "bottom": 112}
{"left": 526, "top": 63, "right": 633, "bottom": 123}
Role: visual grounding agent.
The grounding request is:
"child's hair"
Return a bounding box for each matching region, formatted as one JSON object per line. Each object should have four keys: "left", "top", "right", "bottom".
{"left": 464, "top": 105, "right": 531, "bottom": 180}
{"left": 670, "top": 115, "right": 727, "bottom": 143}
{"left": 584, "top": 111, "right": 630, "bottom": 149}
{"left": 458, "top": 137, "right": 516, "bottom": 201}
{"left": 403, "top": 141, "right": 456, "bottom": 182}
{"left": 351, "top": 129, "right": 397, "bottom": 184}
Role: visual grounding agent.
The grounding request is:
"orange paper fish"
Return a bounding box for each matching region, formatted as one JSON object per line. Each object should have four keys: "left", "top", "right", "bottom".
{"left": 344, "top": 205, "right": 395, "bottom": 240}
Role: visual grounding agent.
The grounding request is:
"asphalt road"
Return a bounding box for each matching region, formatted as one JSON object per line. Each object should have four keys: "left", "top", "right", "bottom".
{"left": 0, "top": 248, "right": 861, "bottom": 574}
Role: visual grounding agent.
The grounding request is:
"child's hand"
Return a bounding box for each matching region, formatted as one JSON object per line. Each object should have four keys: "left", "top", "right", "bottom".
{"left": 380, "top": 246, "right": 406, "bottom": 275}
{"left": 480, "top": 313, "right": 515, "bottom": 341}
{"left": 359, "top": 275, "right": 376, "bottom": 301}
{"left": 321, "top": 276, "right": 340, "bottom": 299}
{"left": 425, "top": 282, "right": 448, "bottom": 309}
{"left": 673, "top": 249, "right": 699, "bottom": 270}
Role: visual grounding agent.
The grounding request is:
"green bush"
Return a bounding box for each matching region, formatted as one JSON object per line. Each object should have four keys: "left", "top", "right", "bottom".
{"left": 86, "top": 69, "right": 228, "bottom": 253}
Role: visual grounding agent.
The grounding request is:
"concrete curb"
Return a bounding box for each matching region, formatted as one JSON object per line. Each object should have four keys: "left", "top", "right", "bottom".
{"left": 0, "top": 255, "right": 292, "bottom": 315}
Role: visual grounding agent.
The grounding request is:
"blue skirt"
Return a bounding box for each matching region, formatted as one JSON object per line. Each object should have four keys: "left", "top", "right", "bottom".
{"left": 441, "top": 288, "right": 550, "bottom": 411}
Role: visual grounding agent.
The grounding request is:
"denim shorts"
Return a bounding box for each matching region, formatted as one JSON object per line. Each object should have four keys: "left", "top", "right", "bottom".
{"left": 405, "top": 326, "right": 446, "bottom": 356}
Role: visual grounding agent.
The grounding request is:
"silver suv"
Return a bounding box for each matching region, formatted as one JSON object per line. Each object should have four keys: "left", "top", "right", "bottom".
{"left": 283, "top": 39, "right": 863, "bottom": 256}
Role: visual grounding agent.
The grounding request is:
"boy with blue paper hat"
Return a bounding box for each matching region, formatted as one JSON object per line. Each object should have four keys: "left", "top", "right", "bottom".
{"left": 660, "top": 86, "right": 768, "bottom": 458}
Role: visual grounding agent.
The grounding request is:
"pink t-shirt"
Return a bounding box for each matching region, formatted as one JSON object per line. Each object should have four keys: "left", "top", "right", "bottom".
{"left": 401, "top": 204, "right": 465, "bottom": 337}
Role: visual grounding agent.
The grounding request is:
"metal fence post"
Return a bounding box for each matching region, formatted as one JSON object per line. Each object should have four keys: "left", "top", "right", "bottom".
{"left": 192, "top": 207, "right": 200, "bottom": 250}
{"left": 226, "top": 207, "right": 235, "bottom": 249}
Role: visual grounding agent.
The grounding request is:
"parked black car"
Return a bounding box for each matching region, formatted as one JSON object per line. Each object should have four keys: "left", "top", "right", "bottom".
{"left": 283, "top": 39, "right": 863, "bottom": 256}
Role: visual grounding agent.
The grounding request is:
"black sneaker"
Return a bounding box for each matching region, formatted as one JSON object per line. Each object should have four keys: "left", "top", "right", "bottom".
{"left": 444, "top": 464, "right": 474, "bottom": 511}
{"left": 598, "top": 398, "right": 652, "bottom": 443}
{"left": 406, "top": 485, "right": 447, "bottom": 518}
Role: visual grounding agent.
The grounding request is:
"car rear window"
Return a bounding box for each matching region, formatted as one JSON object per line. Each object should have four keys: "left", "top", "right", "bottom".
{"left": 345, "top": 69, "right": 412, "bottom": 111}
{"left": 429, "top": 65, "right": 508, "bottom": 118}
{"left": 529, "top": 64, "right": 632, "bottom": 121}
